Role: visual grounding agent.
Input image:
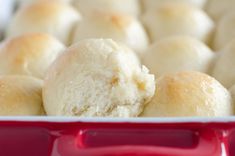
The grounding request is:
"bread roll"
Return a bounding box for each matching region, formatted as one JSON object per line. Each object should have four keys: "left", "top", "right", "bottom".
{"left": 72, "top": 0, "right": 140, "bottom": 17}
{"left": 0, "top": 75, "right": 44, "bottom": 116}
{"left": 43, "top": 39, "right": 155, "bottom": 117}
{"left": 6, "top": 1, "right": 81, "bottom": 45}
{"left": 142, "top": 3, "right": 214, "bottom": 43}
{"left": 142, "top": 0, "right": 207, "bottom": 11}
{"left": 143, "top": 36, "right": 214, "bottom": 77}
{"left": 212, "top": 39, "right": 235, "bottom": 88}
{"left": 72, "top": 12, "right": 149, "bottom": 54}
{"left": 0, "top": 33, "right": 65, "bottom": 79}
{"left": 206, "top": 0, "right": 235, "bottom": 21}
{"left": 213, "top": 12, "right": 235, "bottom": 50}
{"left": 141, "top": 71, "right": 233, "bottom": 117}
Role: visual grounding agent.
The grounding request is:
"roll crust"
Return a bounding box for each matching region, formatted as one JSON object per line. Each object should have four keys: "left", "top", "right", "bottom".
{"left": 141, "top": 71, "right": 233, "bottom": 117}
{"left": 142, "top": 3, "right": 214, "bottom": 43}
{"left": 0, "top": 33, "right": 65, "bottom": 78}
{"left": 7, "top": 1, "right": 81, "bottom": 45}
{"left": 0, "top": 75, "right": 44, "bottom": 116}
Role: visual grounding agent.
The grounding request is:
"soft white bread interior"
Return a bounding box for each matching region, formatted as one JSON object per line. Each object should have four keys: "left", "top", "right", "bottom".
{"left": 72, "top": 0, "right": 140, "bottom": 17}
{"left": 43, "top": 39, "right": 155, "bottom": 117}
{"left": 212, "top": 39, "right": 235, "bottom": 88}
{"left": 142, "top": 3, "right": 214, "bottom": 43}
{"left": 6, "top": 1, "right": 81, "bottom": 45}
{"left": 142, "top": 36, "right": 215, "bottom": 77}
{"left": 0, "top": 33, "right": 65, "bottom": 79}
{"left": 141, "top": 71, "right": 233, "bottom": 117}
{"left": 0, "top": 75, "right": 44, "bottom": 116}
{"left": 72, "top": 11, "right": 149, "bottom": 55}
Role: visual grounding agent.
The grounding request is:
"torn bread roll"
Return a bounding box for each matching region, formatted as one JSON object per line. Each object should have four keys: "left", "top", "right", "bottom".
{"left": 212, "top": 39, "right": 235, "bottom": 88}
{"left": 0, "top": 75, "right": 44, "bottom": 116}
{"left": 72, "top": 0, "right": 140, "bottom": 17}
{"left": 43, "top": 39, "right": 155, "bottom": 117}
{"left": 142, "top": 3, "right": 214, "bottom": 43}
{"left": 141, "top": 71, "right": 233, "bottom": 117}
{"left": 6, "top": 1, "right": 81, "bottom": 45}
{"left": 0, "top": 33, "right": 65, "bottom": 79}
{"left": 72, "top": 11, "right": 149, "bottom": 55}
{"left": 142, "top": 36, "right": 214, "bottom": 77}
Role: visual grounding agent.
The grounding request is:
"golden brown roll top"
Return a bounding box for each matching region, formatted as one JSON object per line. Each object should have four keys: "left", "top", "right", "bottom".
{"left": 6, "top": 1, "right": 81, "bottom": 45}
{"left": 142, "top": 36, "right": 215, "bottom": 77}
{"left": 142, "top": 3, "right": 214, "bottom": 44}
{"left": 72, "top": 11, "right": 149, "bottom": 55}
{"left": 141, "top": 71, "right": 233, "bottom": 117}
{"left": 0, "top": 75, "right": 44, "bottom": 116}
{"left": 0, "top": 33, "right": 65, "bottom": 79}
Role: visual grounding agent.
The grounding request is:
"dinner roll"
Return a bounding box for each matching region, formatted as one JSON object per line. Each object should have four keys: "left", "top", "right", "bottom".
{"left": 206, "top": 0, "right": 235, "bottom": 21}
{"left": 72, "top": 0, "right": 140, "bottom": 17}
{"left": 212, "top": 39, "right": 235, "bottom": 88}
{"left": 141, "top": 71, "right": 233, "bottom": 117}
{"left": 0, "top": 75, "right": 44, "bottom": 116}
{"left": 6, "top": 1, "right": 81, "bottom": 45}
{"left": 72, "top": 11, "right": 149, "bottom": 54}
{"left": 0, "top": 33, "right": 65, "bottom": 79}
{"left": 213, "top": 12, "right": 235, "bottom": 50}
{"left": 143, "top": 36, "right": 214, "bottom": 77}
{"left": 142, "top": 0, "right": 208, "bottom": 11}
{"left": 142, "top": 3, "right": 214, "bottom": 43}
{"left": 43, "top": 39, "right": 155, "bottom": 117}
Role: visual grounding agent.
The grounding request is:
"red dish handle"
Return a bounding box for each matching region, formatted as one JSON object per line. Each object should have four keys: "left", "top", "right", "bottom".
{"left": 52, "top": 128, "right": 225, "bottom": 156}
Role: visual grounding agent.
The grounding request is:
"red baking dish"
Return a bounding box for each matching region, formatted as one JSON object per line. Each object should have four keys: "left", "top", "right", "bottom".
{"left": 0, "top": 117, "right": 235, "bottom": 156}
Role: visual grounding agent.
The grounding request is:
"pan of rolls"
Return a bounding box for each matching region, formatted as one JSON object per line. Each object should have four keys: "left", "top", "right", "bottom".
{"left": 0, "top": 0, "right": 235, "bottom": 156}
